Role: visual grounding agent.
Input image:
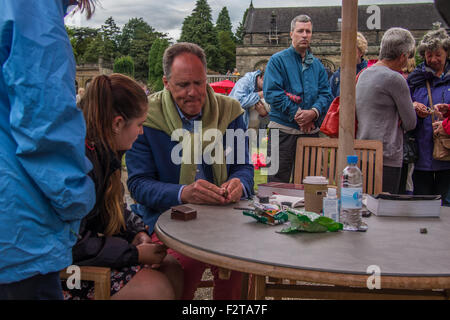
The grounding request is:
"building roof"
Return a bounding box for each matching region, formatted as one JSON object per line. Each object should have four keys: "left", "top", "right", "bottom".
{"left": 244, "top": 3, "right": 447, "bottom": 33}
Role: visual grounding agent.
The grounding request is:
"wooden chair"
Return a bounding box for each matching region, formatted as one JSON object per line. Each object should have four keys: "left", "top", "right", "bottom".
{"left": 60, "top": 266, "right": 111, "bottom": 300}
{"left": 293, "top": 137, "right": 383, "bottom": 195}
{"left": 255, "top": 137, "right": 383, "bottom": 300}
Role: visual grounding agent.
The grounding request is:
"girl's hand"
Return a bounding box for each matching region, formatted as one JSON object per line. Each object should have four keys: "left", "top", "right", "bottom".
{"left": 136, "top": 243, "right": 167, "bottom": 268}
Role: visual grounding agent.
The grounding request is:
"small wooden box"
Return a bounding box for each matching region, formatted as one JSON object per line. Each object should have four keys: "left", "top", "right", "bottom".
{"left": 171, "top": 205, "right": 197, "bottom": 221}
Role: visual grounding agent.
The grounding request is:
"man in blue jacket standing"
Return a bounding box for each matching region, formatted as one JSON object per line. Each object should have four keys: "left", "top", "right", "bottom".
{"left": 263, "top": 14, "right": 333, "bottom": 182}
{"left": 126, "top": 42, "right": 254, "bottom": 299}
{"left": 0, "top": 0, "right": 96, "bottom": 299}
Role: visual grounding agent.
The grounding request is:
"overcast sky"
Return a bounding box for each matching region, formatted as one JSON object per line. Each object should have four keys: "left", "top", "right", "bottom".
{"left": 65, "top": 0, "right": 433, "bottom": 41}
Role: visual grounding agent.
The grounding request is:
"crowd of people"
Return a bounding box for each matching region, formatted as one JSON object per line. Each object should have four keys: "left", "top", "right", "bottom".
{"left": 0, "top": 0, "right": 449, "bottom": 300}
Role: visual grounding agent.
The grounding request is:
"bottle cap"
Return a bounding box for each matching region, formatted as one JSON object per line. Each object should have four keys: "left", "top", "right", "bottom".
{"left": 327, "top": 188, "right": 337, "bottom": 197}
{"left": 347, "top": 155, "right": 358, "bottom": 164}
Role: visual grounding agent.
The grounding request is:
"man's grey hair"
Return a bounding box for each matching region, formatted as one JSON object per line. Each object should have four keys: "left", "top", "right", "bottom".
{"left": 290, "top": 14, "right": 313, "bottom": 32}
{"left": 379, "top": 27, "right": 416, "bottom": 61}
{"left": 163, "top": 42, "right": 207, "bottom": 79}
{"left": 417, "top": 28, "right": 450, "bottom": 58}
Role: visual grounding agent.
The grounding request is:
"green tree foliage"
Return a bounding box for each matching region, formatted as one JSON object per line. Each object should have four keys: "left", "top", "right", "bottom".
{"left": 66, "top": 26, "right": 99, "bottom": 64}
{"left": 217, "top": 31, "right": 236, "bottom": 73}
{"left": 179, "top": 0, "right": 216, "bottom": 54}
{"left": 101, "top": 17, "right": 121, "bottom": 62}
{"left": 113, "top": 56, "right": 135, "bottom": 78}
{"left": 148, "top": 38, "right": 170, "bottom": 92}
{"left": 216, "top": 7, "right": 233, "bottom": 38}
{"left": 119, "top": 18, "right": 168, "bottom": 81}
{"left": 66, "top": 17, "right": 169, "bottom": 81}
{"left": 236, "top": 4, "right": 251, "bottom": 45}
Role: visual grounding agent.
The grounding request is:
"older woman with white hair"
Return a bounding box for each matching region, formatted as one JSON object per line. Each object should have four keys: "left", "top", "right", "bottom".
{"left": 407, "top": 28, "right": 450, "bottom": 206}
{"left": 356, "top": 27, "right": 417, "bottom": 194}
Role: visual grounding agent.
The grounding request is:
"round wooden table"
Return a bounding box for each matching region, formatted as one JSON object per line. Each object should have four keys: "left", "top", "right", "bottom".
{"left": 155, "top": 202, "right": 450, "bottom": 299}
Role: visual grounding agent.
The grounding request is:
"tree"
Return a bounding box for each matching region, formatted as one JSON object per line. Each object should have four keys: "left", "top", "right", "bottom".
{"left": 119, "top": 18, "right": 168, "bottom": 81}
{"left": 66, "top": 26, "right": 100, "bottom": 64}
{"left": 216, "top": 7, "right": 234, "bottom": 42}
{"left": 236, "top": 2, "right": 253, "bottom": 45}
{"left": 217, "top": 31, "right": 236, "bottom": 73}
{"left": 113, "top": 56, "right": 135, "bottom": 78}
{"left": 180, "top": 0, "right": 216, "bottom": 49}
{"left": 100, "top": 17, "right": 121, "bottom": 62}
{"left": 148, "top": 38, "right": 170, "bottom": 92}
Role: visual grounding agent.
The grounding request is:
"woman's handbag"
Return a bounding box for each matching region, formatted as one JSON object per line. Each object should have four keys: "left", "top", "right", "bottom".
{"left": 426, "top": 81, "right": 450, "bottom": 161}
{"left": 320, "top": 96, "right": 341, "bottom": 137}
{"left": 320, "top": 68, "right": 366, "bottom": 137}
{"left": 403, "top": 131, "right": 419, "bottom": 163}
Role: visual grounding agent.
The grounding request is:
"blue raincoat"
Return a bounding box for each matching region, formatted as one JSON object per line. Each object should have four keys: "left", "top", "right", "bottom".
{"left": 0, "top": 0, "right": 96, "bottom": 283}
{"left": 229, "top": 70, "right": 262, "bottom": 129}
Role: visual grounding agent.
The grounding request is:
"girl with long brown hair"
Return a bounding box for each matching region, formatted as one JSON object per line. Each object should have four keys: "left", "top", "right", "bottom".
{"left": 62, "top": 74, "right": 183, "bottom": 300}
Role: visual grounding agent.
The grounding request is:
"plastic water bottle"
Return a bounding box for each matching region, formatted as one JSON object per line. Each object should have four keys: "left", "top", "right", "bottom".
{"left": 323, "top": 188, "right": 339, "bottom": 222}
{"left": 340, "top": 155, "right": 367, "bottom": 231}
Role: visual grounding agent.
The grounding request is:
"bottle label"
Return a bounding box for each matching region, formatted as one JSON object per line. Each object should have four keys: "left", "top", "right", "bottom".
{"left": 341, "top": 187, "right": 362, "bottom": 209}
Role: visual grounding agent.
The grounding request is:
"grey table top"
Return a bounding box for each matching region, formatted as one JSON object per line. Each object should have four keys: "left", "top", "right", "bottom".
{"left": 156, "top": 202, "right": 450, "bottom": 277}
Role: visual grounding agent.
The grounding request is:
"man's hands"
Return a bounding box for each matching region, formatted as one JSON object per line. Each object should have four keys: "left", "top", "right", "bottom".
{"left": 294, "top": 108, "right": 316, "bottom": 133}
{"left": 220, "top": 178, "right": 243, "bottom": 203}
{"left": 180, "top": 178, "right": 243, "bottom": 205}
{"left": 181, "top": 179, "right": 227, "bottom": 205}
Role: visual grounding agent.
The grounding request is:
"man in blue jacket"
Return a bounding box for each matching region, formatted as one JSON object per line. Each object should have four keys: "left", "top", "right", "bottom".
{"left": 263, "top": 14, "right": 333, "bottom": 183}
{"left": 126, "top": 42, "right": 254, "bottom": 299}
{"left": 0, "top": 0, "right": 96, "bottom": 299}
{"left": 229, "top": 68, "right": 267, "bottom": 129}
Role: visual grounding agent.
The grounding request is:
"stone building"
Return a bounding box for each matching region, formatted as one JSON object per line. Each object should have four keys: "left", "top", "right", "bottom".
{"left": 75, "top": 58, "right": 113, "bottom": 90}
{"left": 236, "top": 3, "right": 448, "bottom": 75}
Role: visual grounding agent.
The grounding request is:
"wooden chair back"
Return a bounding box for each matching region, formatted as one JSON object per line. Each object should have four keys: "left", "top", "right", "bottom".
{"left": 293, "top": 137, "right": 383, "bottom": 195}
{"left": 60, "top": 266, "right": 111, "bottom": 300}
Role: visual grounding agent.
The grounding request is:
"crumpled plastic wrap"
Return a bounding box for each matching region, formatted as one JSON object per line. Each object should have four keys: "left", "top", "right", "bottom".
{"left": 279, "top": 208, "right": 343, "bottom": 233}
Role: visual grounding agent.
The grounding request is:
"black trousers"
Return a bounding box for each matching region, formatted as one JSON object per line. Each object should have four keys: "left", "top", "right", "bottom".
{"left": 0, "top": 271, "right": 63, "bottom": 300}
{"left": 267, "top": 129, "right": 319, "bottom": 183}
{"left": 413, "top": 169, "right": 450, "bottom": 206}
{"left": 382, "top": 165, "right": 402, "bottom": 194}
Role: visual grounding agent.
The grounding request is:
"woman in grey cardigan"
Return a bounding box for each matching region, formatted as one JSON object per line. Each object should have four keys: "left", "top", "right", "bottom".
{"left": 356, "top": 28, "right": 417, "bottom": 194}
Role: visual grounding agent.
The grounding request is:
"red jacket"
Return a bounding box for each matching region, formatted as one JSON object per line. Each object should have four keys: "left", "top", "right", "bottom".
{"left": 443, "top": 112, "right": 450, "bottom": 135}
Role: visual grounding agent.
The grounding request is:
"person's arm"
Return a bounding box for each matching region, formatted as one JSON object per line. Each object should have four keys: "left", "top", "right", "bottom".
{"left": 229, "top": 76, "right": 261, "bottom": 110}
{"left": 391, "top": 73, "right": 417, "bottom": 131}
{"left": 310, "top": 63, "right": 334, "bottom": 121}
{"left": 263, "top": 55, "right": 299, "bottom": 119}
{"left": 126, "top": 129, "right": 183, "bottom": 211}
{"left": 72, "top": 230, "right": 140, "bottom": 269}
{"left": 329, "top": 71, "right": 339, "bottom": 99}
{"left": 3, "top": 0, "right": 95, "bottom": 222}
{"left": 225, "top": 114, "right": 254, "bottom": 197}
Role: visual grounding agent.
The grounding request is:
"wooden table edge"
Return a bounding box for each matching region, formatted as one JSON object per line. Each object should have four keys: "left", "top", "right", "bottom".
{"left": 155, "top": 224, "right": 450, "bottom": 290}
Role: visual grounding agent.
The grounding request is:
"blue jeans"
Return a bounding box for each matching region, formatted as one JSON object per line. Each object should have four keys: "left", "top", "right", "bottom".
{"left": 0, "top": 272, "right": 63, "bottom": 300}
